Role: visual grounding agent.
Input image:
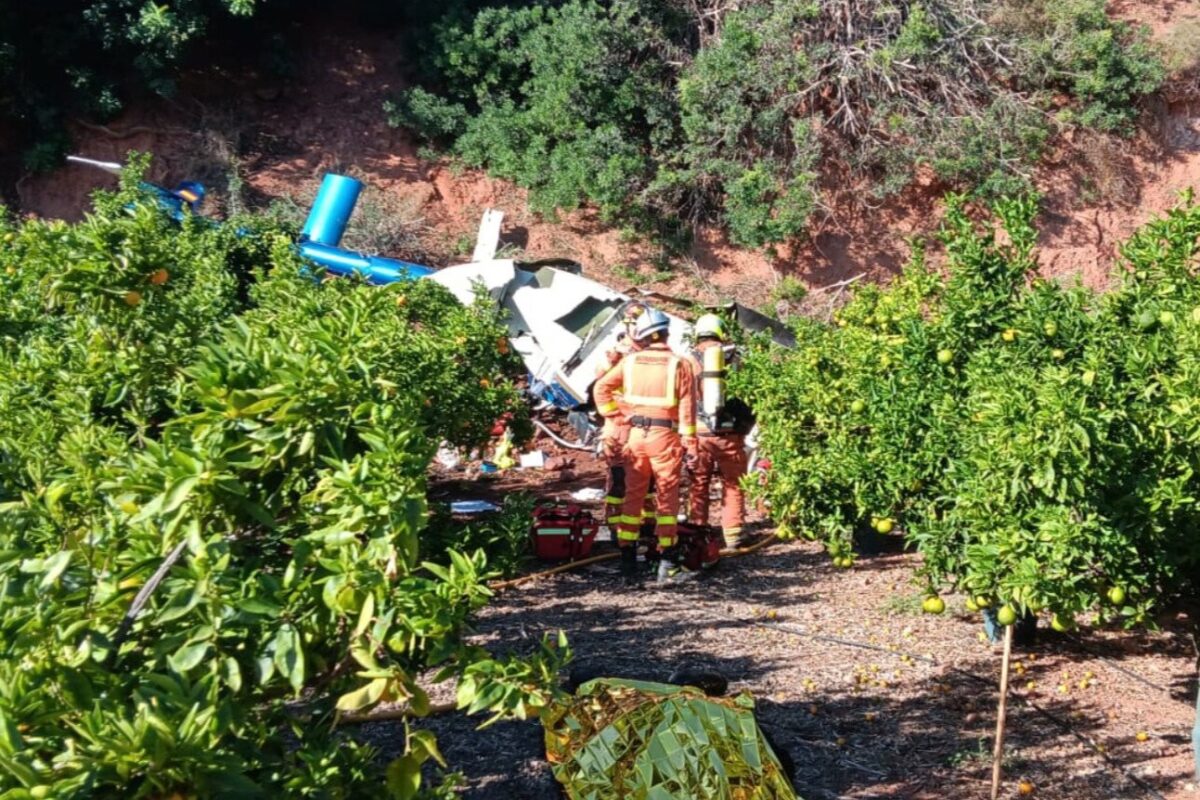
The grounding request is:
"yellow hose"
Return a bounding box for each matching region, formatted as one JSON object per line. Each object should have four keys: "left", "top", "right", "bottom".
{"left": 488, "top": 534, "right": 778, "bottom": 592}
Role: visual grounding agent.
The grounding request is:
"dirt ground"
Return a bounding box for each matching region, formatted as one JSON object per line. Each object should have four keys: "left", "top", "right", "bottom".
{"left": 379, "top": 415, "right": 1200, "bottom": 800}
{"left": 363, "top": 518, "right": 1200, "bottom": 800}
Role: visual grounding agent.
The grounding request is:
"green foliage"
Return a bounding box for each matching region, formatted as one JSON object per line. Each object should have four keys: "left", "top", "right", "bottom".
{"left": 394, "top": 0, "right": 1163, "bottom": 246}
{"left": 457, "top": 631, "right": 573, "bottom": 728}
{"left": 0, "top": 161, "right": 552, "bottom": 796}
{"left": 737, "top": 193, "right": 1200, "bottom": 627}
{"left": 423, "top": 494, "right": 536, "bottom": 578}
{"left": 770, "top": 276, "right": 809, "bottom": 305}
{"left": 384, "top": 87, "right": 469, "bottom": 142}
{"left": 393, "top": 0, "right": 681, "bottom": 232}
{"left": 1, "top": 1, "right": 261, "bottom": 167}
{"left": 667, "top": 4, "right": 819, "bottom": 246}
{"left": 996, "top": 0, "right": 1166, "bottom": 133}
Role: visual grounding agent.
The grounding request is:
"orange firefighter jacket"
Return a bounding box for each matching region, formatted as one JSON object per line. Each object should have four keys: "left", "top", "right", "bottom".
{"left": 595, "top": 339, "right": 635, "bottom": 447}
{"left": 594, "top": 343, "right": 698, "bottom": 437}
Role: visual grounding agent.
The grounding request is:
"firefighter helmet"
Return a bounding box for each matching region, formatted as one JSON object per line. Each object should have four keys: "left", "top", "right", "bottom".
{"left": 694, "top": 313, "right": 727, "bottom": 342}
{"left": 632, "top": 308, "right": 670, "bottom": 342}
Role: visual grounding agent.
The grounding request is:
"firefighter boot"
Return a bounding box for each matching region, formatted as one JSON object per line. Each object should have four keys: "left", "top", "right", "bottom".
{"left": 655, "top": 544, "right": 690, "bottom": 584}
{"left": 655, "top": 557, "right": 675, "bottom": 584}
{"left": 620, "top": 545, "right": 641, "bottom": 587}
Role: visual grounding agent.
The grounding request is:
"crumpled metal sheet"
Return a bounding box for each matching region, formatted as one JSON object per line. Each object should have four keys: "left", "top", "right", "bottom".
{"left": 544, "top": 678, "right": 799, "bottom": 800}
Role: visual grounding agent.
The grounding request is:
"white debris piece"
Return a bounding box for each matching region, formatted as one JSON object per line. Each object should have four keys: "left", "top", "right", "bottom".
{"left": 435, "top": 443, "right": 461, "bottom": 471}
{"left": 519, "top": 450, "right": 547, "bottom": 469}
{"left": 450, "top": 500, "right": 501, "bottom": 515}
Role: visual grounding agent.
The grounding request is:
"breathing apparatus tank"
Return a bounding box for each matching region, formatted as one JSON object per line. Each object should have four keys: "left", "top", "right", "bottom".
{"left": 701, "top": 344, "right": 726, "bottom": 419}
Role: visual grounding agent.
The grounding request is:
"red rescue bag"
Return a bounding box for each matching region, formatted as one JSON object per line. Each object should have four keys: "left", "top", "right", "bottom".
{"left": 531, "top": 501, "right": 598, "bottom": 562}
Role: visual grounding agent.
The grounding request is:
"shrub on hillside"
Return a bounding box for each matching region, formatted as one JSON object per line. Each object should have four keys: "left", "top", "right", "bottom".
{"left": 390, "top": 0, "right": 1164, "bottom": 247}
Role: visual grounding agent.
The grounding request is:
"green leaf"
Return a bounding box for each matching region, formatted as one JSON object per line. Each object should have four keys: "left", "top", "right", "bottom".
{"left": 385, "top": 754, "right": 422, "bottom": 800}
{"left": 273, "top": 624, "right": 305, "bottom": 694}
{"left": 354, "top": 593, "right": 375, "bottom": 638}
{"left": 157, "top": 585, "right": 204, "bottom": 623}
{"left": 168, "top": 641, "right": 210, "bottom": 674}
{"left": 38, "top": 550, "right": 71, "bottom": 589}
{"left": 161, "top": 475, "right": 201, "bottom": 515}
{"left": 409, "top": 729, "right": 446, "bottom": 767}
{"left": 222, "top": 656, "right": 243, "bottom": 692}
{"left": 0, "top": 709, "right": 24, "bottom": 756}
{"left": 408, "top": 687, "right": 431, "bottom": 718}
{"left": 336, "top": 677, "right": 387, "bottom": 712}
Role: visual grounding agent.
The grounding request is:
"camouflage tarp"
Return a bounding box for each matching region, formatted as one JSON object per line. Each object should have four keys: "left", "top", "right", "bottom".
{"left": 543, "top": 678, "right": 799, "bottom": 800}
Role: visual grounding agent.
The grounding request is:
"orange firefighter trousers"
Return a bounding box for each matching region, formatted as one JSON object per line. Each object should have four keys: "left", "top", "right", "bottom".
{"left": 621, "top": 426, "right": 684, "bottom": 548}
{"left": 689, "top": 434, "right": 747, "bottom": 543}
{"left": 601, "top": 418, "right": 655, "bottom": 525}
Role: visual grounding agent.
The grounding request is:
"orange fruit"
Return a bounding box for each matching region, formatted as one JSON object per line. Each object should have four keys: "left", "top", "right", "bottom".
{"left": 1136, "top": 731, "right": 1149, "bottom": 742}
{"left": 149, "top": 269, "right": 169, "bottom": 285}
{"left": 123, "top": 291, "right": 142, "bottom": 307}
{"left": 1018, "top": 779, "right": 1035, "bottom": 795}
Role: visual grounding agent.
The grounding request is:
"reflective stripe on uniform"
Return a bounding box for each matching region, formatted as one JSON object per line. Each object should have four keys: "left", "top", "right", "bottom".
{"left": 658, "top": 536, "right": 676, "bottom": 548}
{"left": 622, "top": 353, "right": 679, "bottom": 408}
{"left": 617, "top": 529, "right": 641, "bottom": 541}
{"left": 679, "top": 424, "right": 696, "bottom": 436}
{"left": 605, "top": 496, "right": 624, "bottom": 505}
{"left": 598, "top": 401, "right": 620, "bottom": 415}
{"left": 656, "top": 515, "right": 677, "bottom": 526}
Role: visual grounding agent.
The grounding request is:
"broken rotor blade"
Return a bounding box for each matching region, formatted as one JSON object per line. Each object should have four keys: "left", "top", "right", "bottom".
{"left": 471, "top": 208, "right": 505, "bottom": 263}
{"left": 66, "top": 155, "right": 124, "bottom": 176}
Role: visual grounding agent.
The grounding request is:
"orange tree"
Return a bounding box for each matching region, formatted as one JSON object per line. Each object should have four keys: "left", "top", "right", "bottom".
{"left": 736, "top": 193, "right": 1200, "bottom": 627}
{"left": 0, "top": 166, "right": 560, "bottom": 797}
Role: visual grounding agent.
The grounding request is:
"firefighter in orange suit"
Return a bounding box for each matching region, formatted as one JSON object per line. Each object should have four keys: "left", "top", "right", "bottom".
{"left": 687, "top": 314, "right": 748, "bottom": 548}
{"left": 594, "top": 308, "right": 698, "bottom": 584}
{"left": 593, "top": 304, "right": 655, "bottom": 527}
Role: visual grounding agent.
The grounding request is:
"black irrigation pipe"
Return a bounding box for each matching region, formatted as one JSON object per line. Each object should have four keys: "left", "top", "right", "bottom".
{"left": 743, "top": 615, "right": 1170, "bottom": 800}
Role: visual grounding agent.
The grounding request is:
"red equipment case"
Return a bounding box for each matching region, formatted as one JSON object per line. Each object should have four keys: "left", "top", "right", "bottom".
{"left": 675, "top": 522, "right": 723, "bottom": 570}
{"left": 531, "top": 501, "right": 598, "bottom": 562}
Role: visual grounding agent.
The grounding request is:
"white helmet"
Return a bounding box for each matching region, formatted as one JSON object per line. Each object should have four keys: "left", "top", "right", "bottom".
{"left": 694, "top": 313, "right": 727, "bottom": 341}
{"left": 632, "top": 308, "right": 670, "bottom": 342}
